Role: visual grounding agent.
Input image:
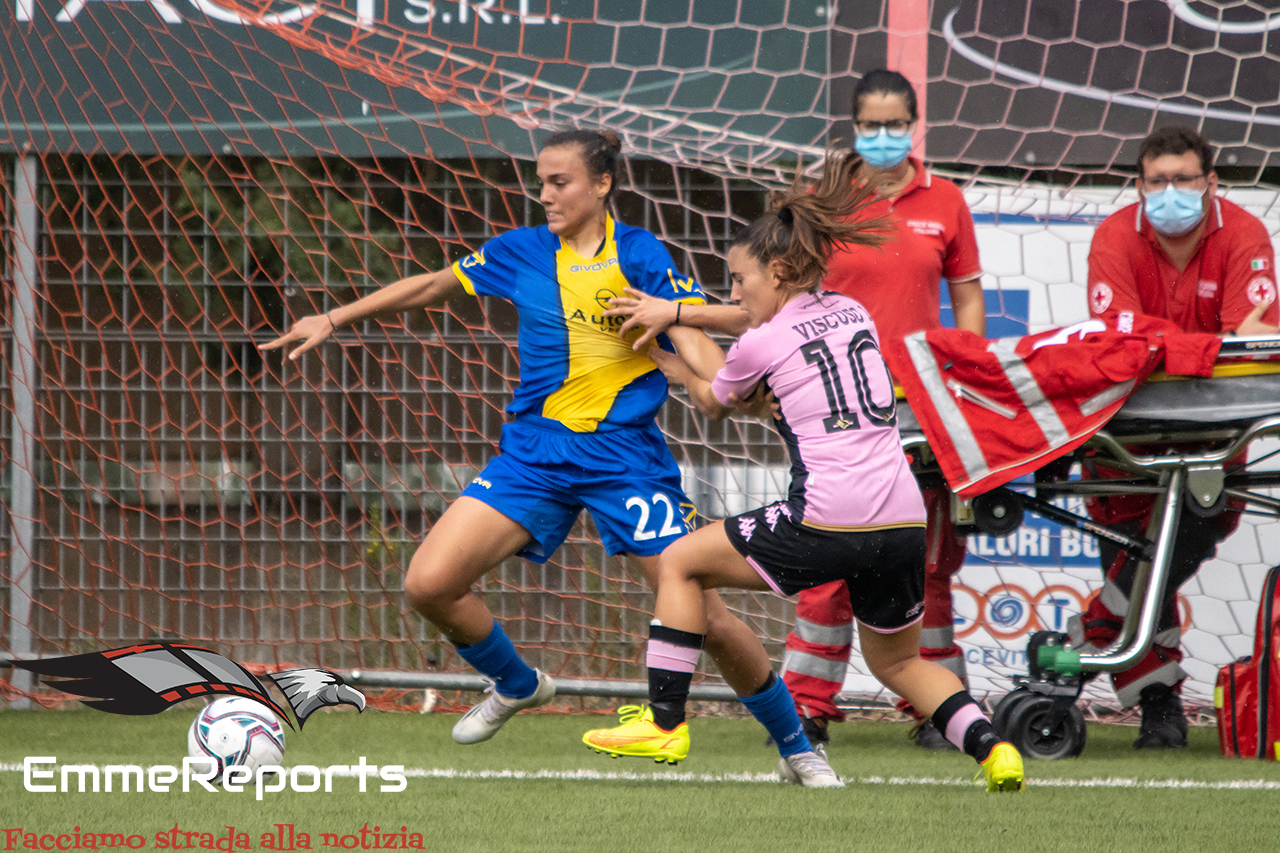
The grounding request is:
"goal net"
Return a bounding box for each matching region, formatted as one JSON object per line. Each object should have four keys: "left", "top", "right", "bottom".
{"left": 3, "top": 0, "right": 1278, "bottom": 718}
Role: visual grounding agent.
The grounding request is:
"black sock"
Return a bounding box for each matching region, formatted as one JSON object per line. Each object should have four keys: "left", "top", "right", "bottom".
{"left": 931, "top": 690, "right": 1001, "bottom": 764}
{"left": 649, "top": 680, "right": 692, "bottom": 731}
{"left": 648, "top": 624, "right": 704, "bottom": 731}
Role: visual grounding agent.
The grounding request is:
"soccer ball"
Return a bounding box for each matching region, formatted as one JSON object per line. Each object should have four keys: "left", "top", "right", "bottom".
{"left": 187, "top": 697, "right": 286, "bottom": 780}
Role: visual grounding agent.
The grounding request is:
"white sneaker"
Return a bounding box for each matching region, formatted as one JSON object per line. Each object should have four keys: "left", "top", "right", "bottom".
{"left": 777, "top": 745, "right": 844, "bottom": 788}
{"left": 451, "top": 670, "right": 556, "bottom": 744}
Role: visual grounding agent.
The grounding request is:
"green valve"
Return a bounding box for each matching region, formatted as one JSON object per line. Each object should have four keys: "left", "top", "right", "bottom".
{"left": 1036, "top": 644, "right": 1082, "bottom": 676}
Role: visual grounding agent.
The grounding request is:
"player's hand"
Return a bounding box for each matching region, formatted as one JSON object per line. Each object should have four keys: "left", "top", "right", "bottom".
{"left": 605, "top": 287, "right": 678, "bottom": 350}
{"left": 647, "top": 345, "right": 695, "bottom": 386}
{"left": 1231, "top": 296, "right": 1280, "bottom": 337}
{"left": 729, "top": 384, "right": 779, "bottom": 420}
{"left": 259, "top": 313, "right": 336, "bottom": 361}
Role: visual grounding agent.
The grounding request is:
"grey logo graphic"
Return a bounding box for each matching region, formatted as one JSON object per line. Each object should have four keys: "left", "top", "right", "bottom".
{"left": 11, "top": 642, "right": 365, "bottom": 730}
{"left": 268, "top": 668, "right": 367, "bottom": 729}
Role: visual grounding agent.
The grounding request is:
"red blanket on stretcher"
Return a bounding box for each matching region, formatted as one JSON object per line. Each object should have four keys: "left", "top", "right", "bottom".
{"left": 885, "top": 313, "right": 1222, "bottom": 499}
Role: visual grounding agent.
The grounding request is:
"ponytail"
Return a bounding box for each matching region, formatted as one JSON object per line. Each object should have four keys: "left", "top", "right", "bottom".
{"left": 732, "top": 150, "right": 889, "bottom": 295}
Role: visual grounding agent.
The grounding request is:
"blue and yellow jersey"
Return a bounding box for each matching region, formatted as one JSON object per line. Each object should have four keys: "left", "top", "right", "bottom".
{"left": 451, "top": 215, "right": 705, "bottom": 432}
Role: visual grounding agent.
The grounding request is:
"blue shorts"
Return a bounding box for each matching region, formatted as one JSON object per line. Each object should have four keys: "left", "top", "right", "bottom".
{"left": 461, "top": 417, "right": 696, "bottom": 563}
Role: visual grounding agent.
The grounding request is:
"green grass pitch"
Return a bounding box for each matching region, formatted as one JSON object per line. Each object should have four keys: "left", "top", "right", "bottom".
{"left": 4, "top": 707, "right": 1280, "bottom": 853}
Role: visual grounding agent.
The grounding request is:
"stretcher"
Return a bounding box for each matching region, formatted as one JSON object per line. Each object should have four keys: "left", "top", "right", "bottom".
{"left": 898, "top": 344, "right": 1280, "bottom": 760}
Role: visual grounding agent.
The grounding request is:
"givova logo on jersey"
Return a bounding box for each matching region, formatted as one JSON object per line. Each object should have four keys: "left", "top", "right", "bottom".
{"left": 571, "top": 258, "right": 619, "bottom": 274}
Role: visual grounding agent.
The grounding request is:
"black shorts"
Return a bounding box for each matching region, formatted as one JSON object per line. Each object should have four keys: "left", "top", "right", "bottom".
{"left": 723, "top": 502, "right": 927, "bottom": 632}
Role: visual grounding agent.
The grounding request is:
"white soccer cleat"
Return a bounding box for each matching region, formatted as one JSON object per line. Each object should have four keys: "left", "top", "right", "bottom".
{"left": 777, "top": 745, "right": 845, "bottom": 788}
{"left": 451, "top": 670, "right": 556, "bottom": 744}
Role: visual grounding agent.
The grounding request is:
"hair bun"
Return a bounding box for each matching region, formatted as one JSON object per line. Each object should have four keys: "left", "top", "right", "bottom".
{"left": 777, "top": 205, "right": 795, "bottom": 225}
{"left": 598, "top": 130, "right": 623, "bottom": 153}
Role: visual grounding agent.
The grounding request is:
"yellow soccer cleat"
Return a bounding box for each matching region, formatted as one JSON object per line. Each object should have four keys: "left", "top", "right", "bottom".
{"left": 582, "top": 705, "right": 690, "bottom": 765}
{"left": 980, "top": 741, "right": 1025, "bottom": 793}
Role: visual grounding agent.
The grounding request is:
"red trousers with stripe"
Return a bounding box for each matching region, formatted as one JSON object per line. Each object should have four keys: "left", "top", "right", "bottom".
{"left": 780, "top": 487, "right": 967, "bottom": 721}
{"left": 1073, "top": 497, "right": 1239, "bottom": 707}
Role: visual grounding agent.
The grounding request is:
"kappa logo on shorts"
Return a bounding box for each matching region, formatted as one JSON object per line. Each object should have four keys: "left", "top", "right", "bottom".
{"left": 905, "top": 601, "right": 924, "bottom": 619}
{"left": 737, "top": 516, "right": 757, "bottom": 541}
{"left": 763, "top": 502, "right": 791, "bottom": 531}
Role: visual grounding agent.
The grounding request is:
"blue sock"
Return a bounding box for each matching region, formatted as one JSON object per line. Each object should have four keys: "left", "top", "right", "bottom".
{"left": 454, "top": 622, "right": 539, "bottom": 699}
{"left": 740, "top": 672, "right": 812, "bottom": 758}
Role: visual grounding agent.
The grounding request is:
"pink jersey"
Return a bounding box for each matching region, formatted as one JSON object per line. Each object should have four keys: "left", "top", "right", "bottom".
{"left": 711, "top": 291, "right": 926, "bottom": 529}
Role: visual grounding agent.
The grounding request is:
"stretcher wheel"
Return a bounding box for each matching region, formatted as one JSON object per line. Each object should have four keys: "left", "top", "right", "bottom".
{"left": 970, "top": 490, "right": 1024, "bottom": 535}
{"left": 1005, "top": 696, "right": 1087, "bottom": 760}
{"left": 991, "top": 688, "right": 1036, "bottom": 739}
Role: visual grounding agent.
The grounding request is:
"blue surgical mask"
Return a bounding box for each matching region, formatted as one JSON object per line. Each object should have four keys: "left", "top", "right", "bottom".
{"left": 854, "top": 128, "right": 913, "bottom": 171}
{"left": 1143, "top": 185, "right": 1205, "bottom": 236}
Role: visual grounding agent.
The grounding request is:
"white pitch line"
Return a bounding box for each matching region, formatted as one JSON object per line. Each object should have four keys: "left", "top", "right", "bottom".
{"left": 3, "top": 763, "right": 1280, "bottom": 790}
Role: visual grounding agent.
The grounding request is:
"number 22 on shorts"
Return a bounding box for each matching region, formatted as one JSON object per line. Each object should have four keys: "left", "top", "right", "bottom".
{"left": 626, "top": 492, "right": 693, "bottom": 541}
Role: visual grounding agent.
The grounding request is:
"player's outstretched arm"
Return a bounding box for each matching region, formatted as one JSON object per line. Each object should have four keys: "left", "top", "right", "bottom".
{"left": 606, "top": 287, "right": 750, "bottom": 349}
{"left": 664, "top": 324, "right": 728, "bottom": 383}
{"left": 260, "top": 267, "right": 464, "bottom": 361}
{"left": 650, "top": 347, "right": 733, "bottom": 420}
{"left": 659, "top": 327, "right": 772, "bottom": 420}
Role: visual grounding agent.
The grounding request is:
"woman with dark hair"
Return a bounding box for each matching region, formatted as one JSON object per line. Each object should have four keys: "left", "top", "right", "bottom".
{"left": 583, "top": 151, "right": 1024, "bottom": 793}
{"left": 262, "top": 129, "right": 776, "bottom": 748}
{"left": 606, "top": 70, "right": 986, "bottom": 752}
{"left": 781, "top": 69, "right": 988, "bottom": 750}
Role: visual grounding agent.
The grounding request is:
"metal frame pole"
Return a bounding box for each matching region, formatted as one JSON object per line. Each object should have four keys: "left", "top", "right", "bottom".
{"left": 8, "top": 154, "right": 40, "bottom": 709}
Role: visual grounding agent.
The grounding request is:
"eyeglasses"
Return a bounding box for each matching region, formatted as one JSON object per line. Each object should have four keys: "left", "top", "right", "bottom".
{"left": 1139, "top": 174, "right": 1208, "bottom": 192}
{"left": 854, "top": 120, "right": 914, "bottom": 139}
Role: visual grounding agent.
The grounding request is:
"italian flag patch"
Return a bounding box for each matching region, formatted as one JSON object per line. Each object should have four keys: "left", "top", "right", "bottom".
{"left": 1252, "top": 258, "right": 1270, "bottom": 271}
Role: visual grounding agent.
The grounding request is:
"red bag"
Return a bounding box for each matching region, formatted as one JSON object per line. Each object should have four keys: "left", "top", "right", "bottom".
{"left": 1215, "top": 657, "right": 1258, "bottom": 757}
{"left": 1217, "top": 563, "right": 1280, "bottom": 758}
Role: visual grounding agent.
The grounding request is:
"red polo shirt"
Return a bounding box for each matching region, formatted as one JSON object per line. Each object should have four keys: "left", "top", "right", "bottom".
{"left": 1087, "top": 197, "right": 1278, "bottom": 333}
{"left": 825, "top": 159, "right": 982, "bottom": 344}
